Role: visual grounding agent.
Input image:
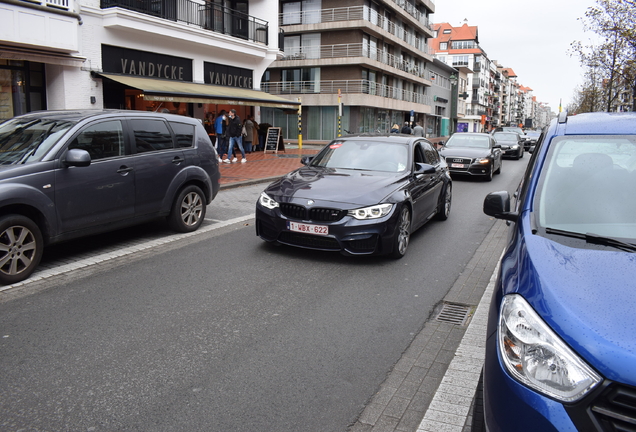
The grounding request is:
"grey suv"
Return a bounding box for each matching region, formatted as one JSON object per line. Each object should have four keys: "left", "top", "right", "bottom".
{"left": 0, "top": 110, "right": 221, "bottom": 284}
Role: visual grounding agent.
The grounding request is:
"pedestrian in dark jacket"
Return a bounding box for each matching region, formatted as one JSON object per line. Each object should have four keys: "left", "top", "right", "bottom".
{"left": 401, "top": 122, "right": 412, "bottom": 134}
{"left": 224, "top": 109, "right": 246, "bottom": 163}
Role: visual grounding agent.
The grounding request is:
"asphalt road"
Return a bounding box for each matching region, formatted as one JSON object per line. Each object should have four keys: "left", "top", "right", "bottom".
{"left": 0, "top": 156, "right": 528, "bottom": 432}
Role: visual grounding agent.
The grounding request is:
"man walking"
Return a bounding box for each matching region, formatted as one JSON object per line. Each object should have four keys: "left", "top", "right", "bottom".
{"left": 400, "top": 122, "right": 412, "bottom": 134}
{"left": 214, "top": 110, "right": 227, "bottom": 163}
{"left": 412, "top": 122, "right": 424, "bottom": 137}
{"left": 224, "top": 109, "right": 247, "bottom": 163}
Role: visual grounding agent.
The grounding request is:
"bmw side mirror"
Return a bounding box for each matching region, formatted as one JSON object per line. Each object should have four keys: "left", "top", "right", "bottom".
{"left": 63, "top": 148, "right": 91, "bottom": 167}
{"left": 415, "top": 163, "right": 435, "bottom": 174}
{"left": 301, "top": 156, "right": 314, "bottom": 166}
{"left": 483, "top": 191, "right": 518, "bottom": 222}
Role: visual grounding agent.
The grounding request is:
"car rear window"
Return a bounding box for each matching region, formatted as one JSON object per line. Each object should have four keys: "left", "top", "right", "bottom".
{"left": 131, "top": 119, "right": 174, "bottom": 153}
{"left": 170, "top": 122, "right": 195, "bottom": 148}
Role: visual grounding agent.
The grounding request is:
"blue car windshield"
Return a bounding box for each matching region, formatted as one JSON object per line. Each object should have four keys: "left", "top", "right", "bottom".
{"left": 535, "top": 135, "right": 636, "bottom": 240}
{"left": 0, "top": 118, "right": 74, "bottom": 165}
{"left": 310, "top": 140, "right": 408, "bottom": 172}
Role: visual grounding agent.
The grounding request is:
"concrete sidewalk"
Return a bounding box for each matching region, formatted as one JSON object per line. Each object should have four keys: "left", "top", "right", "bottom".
{"left": 350, "top": 219, "right": 508, "bottom": 432}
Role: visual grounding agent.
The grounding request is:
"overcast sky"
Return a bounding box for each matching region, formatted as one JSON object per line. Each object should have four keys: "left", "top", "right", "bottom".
{"left": 432, "top": 0, "right": 599, "bottom": 113}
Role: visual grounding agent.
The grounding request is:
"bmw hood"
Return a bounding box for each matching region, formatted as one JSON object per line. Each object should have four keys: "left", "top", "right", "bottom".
{"left": 513, "top": 232, "right": 636, "bottom": 385}
{"left": 439, "top": 147, "right": 492, "bottom": 159}
{"left": 264, "top": 166, "right": 405, "bottom": 206}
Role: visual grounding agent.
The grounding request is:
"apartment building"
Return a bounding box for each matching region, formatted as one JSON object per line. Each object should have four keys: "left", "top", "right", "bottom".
{"left": 262, "top": 0, "right": 436, "bottom": 141}
{"left": 431, "top": 21, "right": 493, "bottom": 133}
{"left": 1, "top": 0, "right": 298, "bottom": 122}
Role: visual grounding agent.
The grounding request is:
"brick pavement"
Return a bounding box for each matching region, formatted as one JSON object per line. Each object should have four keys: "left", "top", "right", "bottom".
{"left": 218, "top": 145, "right": 320, "bottom": 187}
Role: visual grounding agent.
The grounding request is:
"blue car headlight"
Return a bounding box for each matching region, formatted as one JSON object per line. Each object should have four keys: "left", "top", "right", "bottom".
{"left": 259, "top": 192, "right": 279, "bottom": 210}
{"left": 498, "top": 294, "right": 602, "bottom": 402}
{"left": 348, "top": 203, "right": 393, "bottom": 220}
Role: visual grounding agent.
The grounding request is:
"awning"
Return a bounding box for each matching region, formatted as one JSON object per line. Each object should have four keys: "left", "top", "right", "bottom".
{"left": 0, "top": 45, "right": 86, "bottom": 67}
{"left": 97, "top": 73, "right": 300, "bottom": 109}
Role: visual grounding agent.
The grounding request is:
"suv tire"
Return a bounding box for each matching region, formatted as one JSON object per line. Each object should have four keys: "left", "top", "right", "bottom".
{"left": 168, "top": 185, "right": 206, "bottom": 233}
{"left": 0, "top": 215, "right": 44, "bottom": 285}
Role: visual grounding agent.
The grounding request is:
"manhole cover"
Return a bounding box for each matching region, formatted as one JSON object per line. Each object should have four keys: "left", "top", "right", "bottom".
{"left": 435, "top": 303, "right": 471, "bottom": 325}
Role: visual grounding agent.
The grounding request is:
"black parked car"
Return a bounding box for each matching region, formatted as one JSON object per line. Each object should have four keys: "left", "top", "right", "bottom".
{"left": 439, "top": 132, "right": 502, "bottom": 181}
{"left": 492, "top": 131, "right": 524, "bottom": 159}
{"left": 255, "top": 134, "right": 452, "bottom": 258}
{"left": 0, "top": 110, "right": 221, "bottom": 284}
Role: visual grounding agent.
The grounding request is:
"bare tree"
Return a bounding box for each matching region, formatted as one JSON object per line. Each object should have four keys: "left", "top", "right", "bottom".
{"left": 571, "top": 0, "right": 636, "bottom": 111}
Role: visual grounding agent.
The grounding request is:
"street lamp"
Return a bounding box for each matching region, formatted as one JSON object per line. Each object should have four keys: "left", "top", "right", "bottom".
{"left": 449, "top": 73, "right": 458, "bottom": 137}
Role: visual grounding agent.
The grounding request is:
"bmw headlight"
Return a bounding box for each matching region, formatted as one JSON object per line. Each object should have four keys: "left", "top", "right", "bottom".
{"left": 348, "top": 203, "right": 393, "bottom": 220}
{"left": 259, "top": 192, "right": 279, "bottom": 210}
{"left": 498, "top": 294, "right": 601, "bottom": 402}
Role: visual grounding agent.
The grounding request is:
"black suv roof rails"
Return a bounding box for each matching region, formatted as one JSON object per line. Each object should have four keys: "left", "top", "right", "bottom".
{"left": 558, "top": 110, "right": 568, "bottom": 124}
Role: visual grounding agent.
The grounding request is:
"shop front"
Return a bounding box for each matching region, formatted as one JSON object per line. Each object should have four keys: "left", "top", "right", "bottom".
{"left": 0, "top": 60, "right": 47, "bottom": 121}
{"left": 99, "top": 45, "right": 299, "bottom": 130}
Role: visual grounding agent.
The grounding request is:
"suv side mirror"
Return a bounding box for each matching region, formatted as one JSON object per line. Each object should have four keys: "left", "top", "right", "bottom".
{"left": 300, "top": 156, "right": 314, "bottom": 166}
{"left": 483, "top": 191, "right": 518, "bottom": 222}
{"left": 63, "top": 148, "right": 91, "bottom": 167}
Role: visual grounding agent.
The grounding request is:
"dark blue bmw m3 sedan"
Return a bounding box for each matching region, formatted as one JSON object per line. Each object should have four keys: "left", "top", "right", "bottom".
{"left": 255, "top": 134, "right": 452, "bottom": 259}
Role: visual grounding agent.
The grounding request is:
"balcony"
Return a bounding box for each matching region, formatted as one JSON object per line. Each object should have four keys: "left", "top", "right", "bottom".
{"left": 3, "top": 0, "right": 79, "bottom": 53}
{"left": 101, "top": 0, "right": 269, "bottom": 44}
{"left": 279, "top": 6, "right": 432, "bottom": 57}
{"left": 262, "top": 79, "right": 432, "bottom": 106}
{"left": 17, "top": 0, "right": 72, "bottom": 10}
{"left": 279, "top": 43, "right": 428, "bottom": 80}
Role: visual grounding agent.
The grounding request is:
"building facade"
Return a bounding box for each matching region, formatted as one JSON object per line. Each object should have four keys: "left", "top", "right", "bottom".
{"left": 1, "top": 0, "right": 299, "bottom": 123}
{"left": 262, "top": 0, "right": 437, "bottom": 141}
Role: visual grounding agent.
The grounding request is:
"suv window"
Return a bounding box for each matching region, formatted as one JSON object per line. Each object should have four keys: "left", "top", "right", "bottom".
{"left": 131, "top": 119, "right": 174, "bottom": 153}
{"left": 170, "top": 122, "right": 195, "bottom": 148}
{"left": 69, "top": 120, "right": 124, "bottom": 160}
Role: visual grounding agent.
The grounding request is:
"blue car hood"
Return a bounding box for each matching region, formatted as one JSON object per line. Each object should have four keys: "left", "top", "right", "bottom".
{"left": 264, "top": 166, "right": 405, "bottom": 206}
{"left": 517, "top": 233, "right": 636, "bottom": 385}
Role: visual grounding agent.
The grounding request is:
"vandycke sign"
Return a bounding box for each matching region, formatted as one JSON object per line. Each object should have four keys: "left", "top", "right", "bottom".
{"left": 204, "top": 62, "right": 253, "bottom": 89}
{"left": 102, "top": 45, "right": 193, "bottom": 81}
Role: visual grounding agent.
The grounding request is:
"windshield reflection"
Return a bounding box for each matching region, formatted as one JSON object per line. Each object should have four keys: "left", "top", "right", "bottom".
{"left": 536, "top": 135, "right": 636, "bottom": 240}
{"left": 0, "top": 118, "right": 74, "bottom": 165}
{"left": 310, "top": 140, "right": 408, "bottom": 172}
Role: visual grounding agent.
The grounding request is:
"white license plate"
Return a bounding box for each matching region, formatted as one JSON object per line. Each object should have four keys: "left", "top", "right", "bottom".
{"left": 288, "top": 221, "right": 329, "bottom": 236}
{"left": 451, "top": 163, "right": 466, "bottom": 168}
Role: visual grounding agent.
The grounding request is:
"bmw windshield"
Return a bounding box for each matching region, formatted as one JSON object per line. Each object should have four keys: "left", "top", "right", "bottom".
{"left": 0, "top": 118, "right": 74, "bottom": 165}
{"left": 534, "top": 135, "right": 636, "bottom": 241}
{"left": 310, "top": 140, "right": 408, "bottom": 172}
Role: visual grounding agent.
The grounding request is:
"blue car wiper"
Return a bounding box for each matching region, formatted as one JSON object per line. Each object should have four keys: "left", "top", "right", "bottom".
{"left": 545, "top": 227, "right": 636, "bottom": 253}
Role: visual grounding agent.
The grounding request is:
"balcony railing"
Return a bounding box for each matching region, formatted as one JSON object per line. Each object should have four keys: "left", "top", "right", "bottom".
{"left": 279, "top": 6, "right": 431, "bottom": 56}
{"left": 262, "top": 79, "right": 432, "bottom": 106}
{"left": 101, "top": 0, "right": 268, "bottom": 44}
{"left": 17, "top": 0, "right": 71, "bottom": 10}
{"left": 280, "top": 43, "right": 429, "bottom": 79}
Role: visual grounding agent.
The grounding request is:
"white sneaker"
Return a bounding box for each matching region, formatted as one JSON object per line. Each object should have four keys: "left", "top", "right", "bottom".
{"left": 223, "top": 159, "right": 231, "bottom": 163}
{"left": 241, "top": 158, "right": 247, "bottom": 163}
{"left": 232, "top": 157, "right": 238, "bottom": 163}
{"left": 218, "top": 157, "right": 222, "bottom": 163}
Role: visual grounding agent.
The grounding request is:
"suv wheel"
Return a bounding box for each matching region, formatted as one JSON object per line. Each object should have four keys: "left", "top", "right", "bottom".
{"left": 168, "top": 185, "right": 206, "bottom": 233}
{"left": 0, "top": 215, "right": 44, "bottom": 285}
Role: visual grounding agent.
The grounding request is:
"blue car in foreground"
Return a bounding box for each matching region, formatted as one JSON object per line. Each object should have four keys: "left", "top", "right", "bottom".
{"left": 479, "top": 112, "right": 636, "bottom": 431}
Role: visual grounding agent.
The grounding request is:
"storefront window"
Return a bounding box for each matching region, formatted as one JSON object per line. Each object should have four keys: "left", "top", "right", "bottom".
{"left": 0, "top": 61, "right": 46, "bottom": 121}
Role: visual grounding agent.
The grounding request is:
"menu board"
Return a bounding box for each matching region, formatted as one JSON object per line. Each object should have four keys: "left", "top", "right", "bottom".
{"left": 264, "top": 127, "right": 284, "bottom": 153}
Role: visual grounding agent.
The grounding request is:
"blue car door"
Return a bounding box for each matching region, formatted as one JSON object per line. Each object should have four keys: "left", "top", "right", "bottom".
{"left": 54, "top": 119, "right": 135, "bottom": 233}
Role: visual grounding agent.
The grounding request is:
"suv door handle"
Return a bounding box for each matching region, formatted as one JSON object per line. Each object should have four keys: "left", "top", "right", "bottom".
{"left": 117, "top": 166, "right": 133, "bottom": 175}
{"left": 172, "top": 156, "right": 184, "bottom": 164}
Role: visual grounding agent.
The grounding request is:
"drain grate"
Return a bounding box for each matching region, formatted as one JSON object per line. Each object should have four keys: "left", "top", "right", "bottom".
{"left": 435, "top": 303, "right": 471, "bottom": 326}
